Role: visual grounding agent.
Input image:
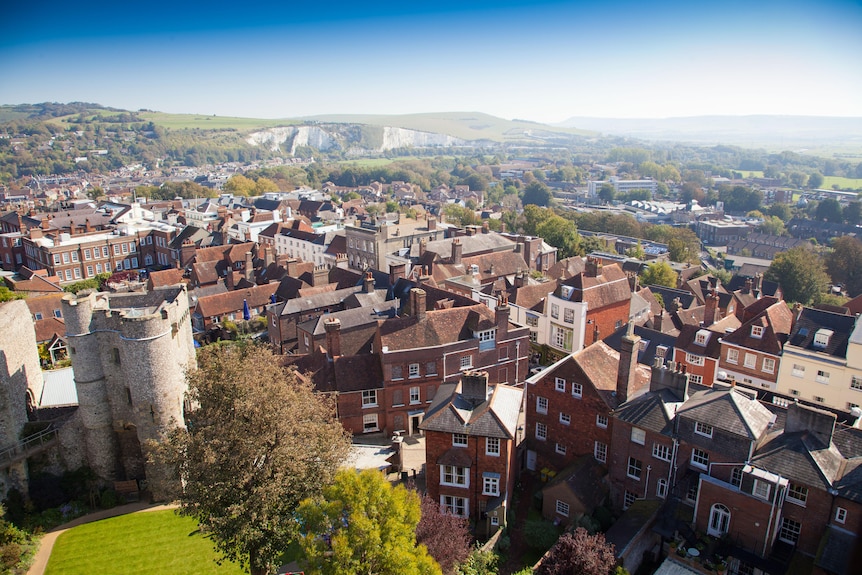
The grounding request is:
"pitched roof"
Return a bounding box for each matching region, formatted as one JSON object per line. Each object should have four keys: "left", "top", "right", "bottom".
{"left": 195, "top": 283, "right": 278, "bottom": 318}
{"left": 750, "top": 430, "right": 844, "bottom": 490}
{"left": 677, "top": 387, "right": 776, "bottom": 440}
{"left": 721, "top": 298, "right": 792, "bottom": 355}
{"left": 287, "top": 353, "right": 384, "bottom": 394}
{"left": 562, "top": 264, "right": 631, "bottom": 310}
{"left": 378, "top": 304, "right": 496, "bottom": 351}
{"left": 147, "top": 268, "right": 185, "bottom": 289}
{"left": 786, "top": 307, "right": 857, "bottom": 359}
{"left": 420, "top": 381, "right": 523, "bottom": 439}
{"left": 614, "top": 389, "right": 679, "bottom": 435}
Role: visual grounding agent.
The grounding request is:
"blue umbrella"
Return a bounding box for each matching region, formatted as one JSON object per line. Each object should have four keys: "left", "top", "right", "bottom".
{"left": 270, "top": 293, "right": 277, "bottom": 304}
{"left": 242, "top": 299, "right": 251, "bottom": 321}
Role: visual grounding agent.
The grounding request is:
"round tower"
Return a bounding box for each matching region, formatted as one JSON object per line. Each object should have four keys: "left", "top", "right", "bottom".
{"left": 62, "top": 292, "right": 119, "bottom": 482}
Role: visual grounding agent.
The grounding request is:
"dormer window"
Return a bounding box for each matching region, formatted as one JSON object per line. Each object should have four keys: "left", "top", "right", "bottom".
{"left": 751, "top": 325, "right": 764, "bottom": 339}
{"left": 695, "top": 329, "right": 710, "bottom": 346}
{"left": 476, "top": 328, "right": 496, "bottom": 351}
{"left": 814, "top": 329, "right": 833, "bottom": 349}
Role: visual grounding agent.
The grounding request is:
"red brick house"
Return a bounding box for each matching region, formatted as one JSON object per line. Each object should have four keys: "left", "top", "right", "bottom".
{"left": 524, "top": 333, "right": 650, "bottom": 475}
{"left": 419, "top": 370, "right": 523, "bottom": 535}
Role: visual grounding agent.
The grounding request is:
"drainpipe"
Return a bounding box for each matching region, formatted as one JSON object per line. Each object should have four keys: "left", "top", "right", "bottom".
{"left": 762, "top": 474, "right": 784, "bottom": 557}
{"left": 644, "top": 465, "right": 652, "bottom": 499}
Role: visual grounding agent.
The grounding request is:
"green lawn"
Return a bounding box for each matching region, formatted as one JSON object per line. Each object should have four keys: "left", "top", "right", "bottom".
{"left": 45, "top": 510, "right": 246, "bottom": 575}
{"left": 821, "top": 175, "right": 862, "bottom": 191}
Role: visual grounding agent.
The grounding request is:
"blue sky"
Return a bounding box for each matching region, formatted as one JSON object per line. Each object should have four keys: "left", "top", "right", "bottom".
{"left": 1, "top": 0, "right": 860, "bottom": 123}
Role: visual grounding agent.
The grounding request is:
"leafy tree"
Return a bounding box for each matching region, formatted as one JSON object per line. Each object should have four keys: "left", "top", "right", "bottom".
{"left": 296, "top": 469, "right": 441, "bottom": 575}
{"left": 766, "top": 203, "right": 792, "bottom": 222}
{"left": 524, "top": 518, "right": 561, "bottom": 551}
{"left": 415, "top": 495, "right": 472, "bottom": 575}
{"left": 816, "top": 198, "right": 843, "bottom": 222}
{"left": 640, "top": 261, "right": 678, "bottom": 288}
{"left": 522, "top": 181, "right": 553, "bottom": 207}
{"left": 765, "top": 247, "right": 830, "bottom": 305}
{"left": 597, "top": 183, "right": 616, "bottom": 204}
{"left": 0, "top": 286, "right": 25, "bottom": 302}
{"left": 456, "top": 549, "right": 499, "bottom": 575}
{"left": 826, "top": 236, "right": 862, "bottom": 297}
{"left": 158, "top": 342, "right": 352, "bottom": 575}
{"left": 521, "top": 205, "right": 555, "bottom": 237}
{"left": 535, "top": 527, "right": 616, "bottom": 575}
{"left": 443, "top": 204, "right": 481, "bottom": 228}
{"left": 808, "top": 172, "right": 824, "bottom": 189}
{"left": 537, "top": 215, "right": 582, "bottom": 259}
{"left": 625, "top": 242, "right": 645, "bottom": 260}
{"left": 718, "top": 186, "right": 762, "bottom": 213}
{"left": 757, "top": 215, "right": 786, "bottom": 236}
{"left": 844, "top": 201, "right": 862, "bottom": 226}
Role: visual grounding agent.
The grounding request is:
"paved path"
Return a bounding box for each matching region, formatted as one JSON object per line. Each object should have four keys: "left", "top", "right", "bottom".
{"left": 26, "top": 501, "right": 178, "bottom": 575}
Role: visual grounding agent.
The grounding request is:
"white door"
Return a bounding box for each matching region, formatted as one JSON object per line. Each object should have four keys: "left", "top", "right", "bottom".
{"left": 708, "top": 504, "right": 730, "bottom": 537}
{"left": 526, "top": 450, "right": 537, "bottom": 471}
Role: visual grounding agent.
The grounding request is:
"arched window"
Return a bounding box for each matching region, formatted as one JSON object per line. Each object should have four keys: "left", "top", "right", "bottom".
{"left": 708, "top": 503, "right": 730, "bottom": 537}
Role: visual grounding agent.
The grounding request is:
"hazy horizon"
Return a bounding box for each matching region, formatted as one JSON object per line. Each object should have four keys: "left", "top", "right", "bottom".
{"left": 2, "top": 0, "right": 861, "bottom": 124}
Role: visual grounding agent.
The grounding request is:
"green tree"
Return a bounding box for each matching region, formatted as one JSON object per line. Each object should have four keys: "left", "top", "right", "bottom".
{"left": 808, "top": 172, "right": 824, "bottom": 189}
{"left": 456, "top": 549, "right": 499, "bottom": 575}
{"left": 816, "top": 198, "right": 843, "bottom": 222}
{"left": 296, "top": 469, "right": 441, "bottom": 575}
{"left": 826, "top": 236, "right": 862, "bottom": 297}
{"left": 522, "top": 181, "right": 552, "bottom": 207}
{"left": 537, "top": 215, "right": 582, "bottom": 259}
{"left": 597, "top": 183, "right": 616, "bottom": 205}
{"left": 625, "top": 242, "right": 645, "bottom": 260}
{"left": 0, "top": 286, "right": 25, "bottom": 302}
{"left": 766, "top": 203, "right": 792, "bottom": 222}
{"left": 158, "top": 343, "right": 352, "bottom": 575}
{"left": 521, "top": 205, "right": 555, "bottom": 236}
{"left": 640, "top": 261, "right": 678, "bottom": 288}
{"left": 757, "top": 215, "right": 786, "bottom": 236}
{"left": 765, "top": 247, "right": 830, "bottom": 305}
{"left": 844, "top": 201, "right": 862, "bottom": 226}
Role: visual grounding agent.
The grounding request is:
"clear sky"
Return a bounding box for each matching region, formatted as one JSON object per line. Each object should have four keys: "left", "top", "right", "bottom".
{"left": 1, "top": 0, "right": 860, "bottom": 124}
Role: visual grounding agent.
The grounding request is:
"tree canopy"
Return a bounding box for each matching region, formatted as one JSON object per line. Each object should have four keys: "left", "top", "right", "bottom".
{"left": 765, "top": 246, "right": 830, "bottom": 305}
{"left": 522, "top": 181, "right": 553, "bottom": 207}
{"left": 158, "top": 342, "right": 352, "bottom": 575}
{"left": 415, "top": 494, "right": 472, "bottom": 575}
{"left": 640, "top": 261, "right": 678, "bottom": 288}
{"left": 536, "top": 527, "right": 617, "bottom": 575}
{"left": 826, "top": 236, "right": 862, "bottom": 297}
{"left": 296, "top": 469, "right": 441, "bottom": 575}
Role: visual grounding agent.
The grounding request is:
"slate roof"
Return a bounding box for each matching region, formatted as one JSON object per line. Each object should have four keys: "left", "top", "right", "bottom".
{"left": 786, "top": 306, "right": 856, "bottom": 359}
{"left": 420, "top": 381, "right": 523, "bottom": 439}
{"left": 647, "top": 285, "right": 697, "bottom": 311}
{"left": 542, "top": 456, "right": 608, "bottom": 513}
{"left": 676, "top": 387, "right": 776, "bottom": 440}
{"left": 378, "top": 304, "right": 496, "bottom": 351}
{"left": 683, "top": 275, "right": 728, "bottom": 305}
{"left": 604, "top": 324, "right": 677, "bottom": 368}
{"left": 674, "top": 324, "right": 723, "bottom": 358}
{"left": 423, "top": 233, "right": 514, "bottom": 259}
{"left": 750, "top": 430, "right": 843, "bottom": 490}
{"left": 814, "top": 526, "right": 857, "bottom": 575}
{"left": 299, "top": 304, "right": 397, "bottom": 336}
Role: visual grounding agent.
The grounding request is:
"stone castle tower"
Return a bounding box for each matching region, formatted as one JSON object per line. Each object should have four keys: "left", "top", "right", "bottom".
{"left": 62, "top": 285, "right": 196, "bottom": 499}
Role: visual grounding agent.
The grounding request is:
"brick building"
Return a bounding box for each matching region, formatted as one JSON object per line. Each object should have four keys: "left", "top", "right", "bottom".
{"left": 420, "top": 370, "right": 523, "bottom": 535}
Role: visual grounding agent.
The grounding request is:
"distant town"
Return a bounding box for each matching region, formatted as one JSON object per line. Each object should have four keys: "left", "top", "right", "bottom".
{"left": 2, "top": 104, "right": 862, "bottom": 575}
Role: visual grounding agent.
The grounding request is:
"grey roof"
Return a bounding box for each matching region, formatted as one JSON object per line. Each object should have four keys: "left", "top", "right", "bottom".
{"left": 420, "top": 382, "right": 523, "bottom": 439}
{"left": 750, "top": 431, "right": 843, "bottom": 490}
{"left": 300, "top": 304, "right": 397, "bottom": 336}
{"left": 835, "top": 458, "right": 862, "bottom": 504}
{"left": 41, "top": 367, "right": 79, "bottom": 407}
{"left": 787, "top": 307, "right": 857, "bottom": 359}
{"left": 676, "top": 387, "right": 775, "bottom": 440}
{"left": 815, "top": 526, "right": 857, "bottom": 575}
{"left": 423, "top": 233, "right": 514, "bottom": 259}
{"left": 614, "top": 389, "right": 679, "bottom": 435}
{"left": 280, "top": 286, "right": 381, "bottom": 316}
{"left": 604, "top": 324, "right": 677, "bottom": 369}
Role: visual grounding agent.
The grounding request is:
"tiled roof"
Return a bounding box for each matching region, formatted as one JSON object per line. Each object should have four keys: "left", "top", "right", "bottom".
{"left": 420, "top": 382, "right": 523, "bottom": 439}
{"left": 195, "top": 283, "right": 278, "bottom": 318}
{"left": 814, "top": 526, "right": 856, "bottom": 575}
{"left": 546, "top": 256, "right": 586, "bottom": 281}
{"left": 509, "top": 282, "right": 555, "bottom": 311}
{"left": 562, "top": 264, "right": 632, "bottom": 310}
{"left": 614, "top": 390, "right": 678, "bottom": 435}
{"left": 787, "top": 307, "right": 856, "bottom": 359}
{"left": 378, "top": 304, "right": 496, "bottom": 351}
{"left": 147, "top": 268, "right": 185, "bottom": 288}
{"left": 721, "top": 300, "right": 792, "bottom": 355}
{"left": 677, "top": 387, "right": 775, "bottom": 440}
{"left": 751, "top": 430, "right": 844, "bottom": 489}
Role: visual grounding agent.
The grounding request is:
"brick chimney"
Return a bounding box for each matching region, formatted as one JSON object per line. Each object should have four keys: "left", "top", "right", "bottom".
{"left": 245, "top": 251, "right": 254, "bottom": 282}
{"left": 313, "top": 265, "right": 329, "bottom": 287}
{"left": 496, "top": 294, "right": 510, "bottom": 339}
{"left": 324, "top": 317, "right": 342, "bottom": 360}
{"left": 482, "top": 221, "right": 489, "bottom": 234}
{"left": 389, "top": 263, "right": 406, "bottom": 285}
{"left": 649, "top": 358, "right": 690, "bottom": 400}
{"left": 427, "top": 215, "right": 437, "bottom": 231}
{"left": 264, "top": 245, "right": 274, "bottom": 268}
{"left": 627, "top": 272, "right": 639, "bottom": 292}
{"left": 743, "top": 278, "right": 753, "bottom": 294}
{"left": 410, "top": 287, "right": 426, "bottom": 321}
{"left": 363, "top": 270, "right": 375, "bottom": 294}
{"left": 451, "top": 238, "right": 462, "bottom": 265}
{"left": 653, "top": 310, "right": 663, "bottom": 331}
{"left": 85, "top": 218, "right": 93, "bottom": 233}
{"left": 226, "top": 270, "right": 235, "bottom": 290}
{"left": 513, "top": 271, "right": 525, "bottom": 289}
{"left": 585, "top": 257, "right": 600, "bottom": 278}
{"left": 460, "top": 370, "right": 489, "bottom": 406}
{"left": 616, "top": 322, "right": 641, "bottom": 405}
{"left": 703, "top": 290, "right": 719, "bottom": 327}
{"left": 286, "top": 258, "right": 299, "bottom": 277}
{"left": 419, "top": 238, "right": 427, "bottom": 257}
{"left": 785, "top": 402, "right": 836, "bottom": 447}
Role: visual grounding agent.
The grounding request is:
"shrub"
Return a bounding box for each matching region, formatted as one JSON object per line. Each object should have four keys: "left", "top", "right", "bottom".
{"left": 99, "top": 489, "right": 119, "bottom": 510}
{"left": 523, "top": 519, "right": 560, "bottom": 551}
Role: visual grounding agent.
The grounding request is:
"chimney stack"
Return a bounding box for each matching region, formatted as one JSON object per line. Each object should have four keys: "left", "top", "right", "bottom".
{"left": 482, "top": 221, "right": 489, "bottom": 234}
{"left": 286, "top": 258, "right": 299, "bottom": 277}
{"left": 627, "top": 272, "right": 639, "bottom": 292}
{"left": 496, "top": 294, "right": 510, "bottom": 339}
{"left": 743, "top": 278, "right": 753, "bottom": 294}
{"left": 245, "top": 251, "right": 254, "bottom": 282}
{"left": 264, "top": 245, "right": 274, "bottom": 268}
{"left": 785, "top": 402, "right": 836, "bottom": 447}
{"left": 313, "top": 265, "right": 329, "bottom": 287}
{"left": 419, "top": 238, "right": 427, "bottom": 257}
{"left": 324, "top": 317, "right": 342, "bottom": 360}
{"left": 585, "top": 257, "right": 600, "bottom": 278}
{"left": 653, "top": 310, "right": 663, "bottom": 332}
{"left": 451, "top": 238, "right": 462, "bottom": 265}
{"left": 410, "top": 288, "right": 427, "bottom": 321}
{"left": 703, "top": 290, "right": 719, "bottom": 327}
{"left": 460, "top": 370, "right": 489, "bottom": 406}
{"left": 616, "top": 322, "right": 641, "bottom": 405}
{"left": 427, "top": 215, "right": 437, "bottom": 231}
{"left": 363, "top": 270, "right": 375, "bottom": 294}
{"left": 513, "top": 271, "right": 525, "bottom": 289}
{"left": 389, "top": 263, "right": 406, "bottom": 285}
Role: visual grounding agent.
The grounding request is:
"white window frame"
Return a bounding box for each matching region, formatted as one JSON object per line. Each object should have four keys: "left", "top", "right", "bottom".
{"left": 652, "top": 443, "right": 671, "bottom": 462}
{"left": 483, "top": 475, "right": 499, "bottom": 496}
{"left": 762, "top": 357, "right": 775, "bottom": 374}
{"left": 835, "top": 507, "right": 847, "bottom": 524}
{"left": 686, "top": 352, "right": 705, "bottom": 366}
{"left": 453, "top": 433, "right": 468, "bottom": 447}
{"left": 817, "top": 370, "right": 830, "bottom": 384}
{"left": 441, "top": 465, "right": 469, "bottom": 487}
{"left": 441, "top": 495, "right": 468, "bottom": 517}
{"left": 571, "top": 382, "right": 583, "bottom": 398}
{"left": 596, "top": 414, "right": 608, "bottom": 429}
{"left": 555, "top": 377, "right": 566, "bottom": 392}
{"left": 787, "top": 483, "right": 808, "bottom": 507}
{"left": 623, "top": 491, "right": 636, "bottom": 510}
{"left": 753, "top": 479, "right": 771, "bottom": 500}
{"left": 657, "top": 478, "right": 668, "bottom": 498}
{"left": 560, "top": 412, "right": 571, "bottom": 425}
{"left": 555, "top": 443, "right": 567, "bottom": 455}
{"left": 778, "top": 517, "right": 801, "bottom": 545}
{"left": 594, "top": 441, "right": 607, "bottom": 463}
{"left": 751, "top": 325, "right": 764, "bottom": 339}
{"left": 361, "top": 389, "right": 378, "bottom": 407}
{"left": 851, "top": 376, "right": 862, "bottom": 391}
{"left": 744, "top": 353, "right": 756, "bottom": 369}
{"left": 792, "top": 363, "right": 805, "bottom": 377}
{"left": 486, "top": 437, "right": 500, "bottom": 457}
{"left": 691, "top": 448, "right": 709, "bottom": 470}
{"left": 695, "top": 421, "right": 714, "bottom": 438}
{"left": 727, "top": 348, "right": 739, "bottom": 364}
{"left": 409, "top": 386, "right": 420, "bottom": 404}
{"left": 555, "top": 500, "right": 570, "bottom": 517}
{"left": 536, "top": 396, "right": 548, "bottom": 414}
{"left": 460, "top": 355, "right": 472, "bottom": 370}
{"left": 408, "top": 363, "right": 420, "bottom": 378}
{"left": 627, "top": 457, "right": 643, "bottom": 480}
{"left": 536, "top": 422, "right": 547, "bottom": 441}
{"left": 362, "top": 413, "right": 379, "bottom": 432}
{"left": 631, "top": 427, "right": 645, "bottom": 445}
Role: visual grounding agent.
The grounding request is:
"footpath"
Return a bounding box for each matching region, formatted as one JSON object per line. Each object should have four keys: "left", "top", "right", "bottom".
{"left": 26, "top": 501, "right": 178, "bottom": 575}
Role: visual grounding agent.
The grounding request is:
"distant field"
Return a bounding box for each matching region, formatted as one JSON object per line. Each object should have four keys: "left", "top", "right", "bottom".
{"left": 736, "top": 170, "right": 764, "bottom": 178}
{"left": 45, "top": 510, "right": 245, "bottom": 575}
{"left": 137, "top": 112, "right": 297, "bottom": 131}
{"left": 822, "top": 176, "right": 862, "bottom": 191}
{"left": 337, "top": 158, "right": 395, "bottom": 167}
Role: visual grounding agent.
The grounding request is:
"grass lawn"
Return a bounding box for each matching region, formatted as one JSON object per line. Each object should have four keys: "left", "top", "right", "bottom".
{"left": 821, "top": 175, "right": 862, "bottom": 191}
{"left": 45, "top": 510, "right": 246, "bottom": 575}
